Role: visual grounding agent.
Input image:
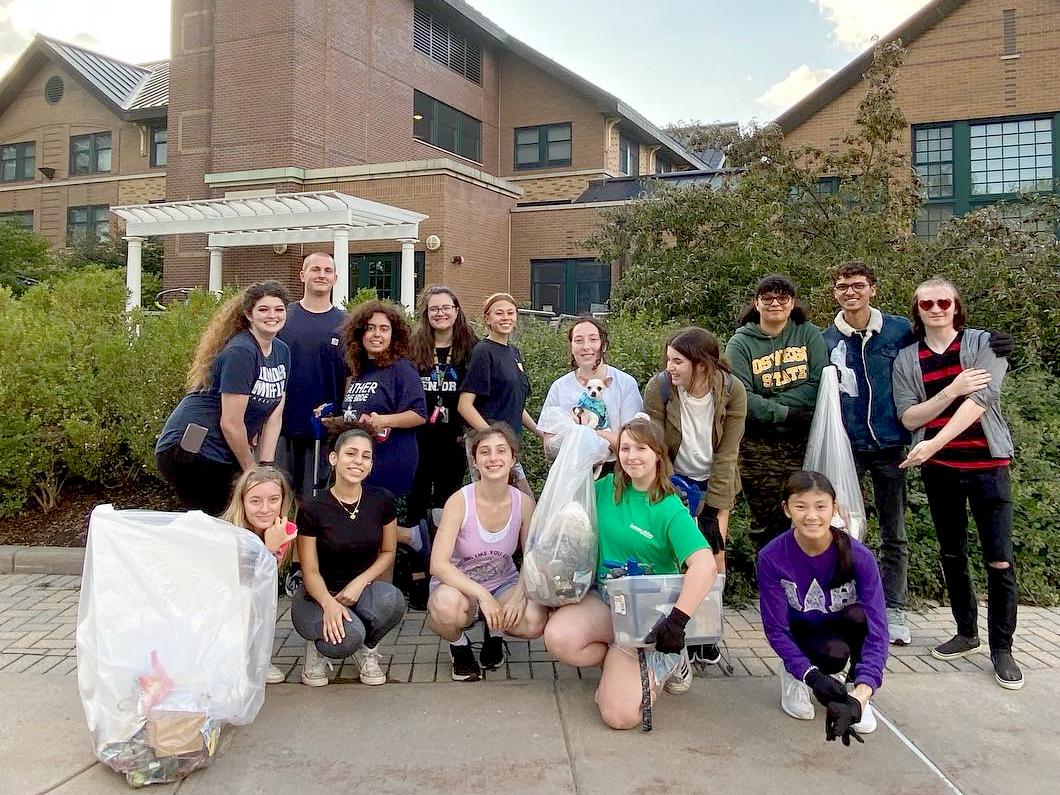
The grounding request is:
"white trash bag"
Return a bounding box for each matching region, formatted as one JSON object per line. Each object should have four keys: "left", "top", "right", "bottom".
{"left": 804, "top": 366, "right": 867, "bottom": 540}
{"left": 77, "top": 505, "right": 277, "bottom": 788}
{"left": 521, "top": 409, "right": 609, "bottom": 606}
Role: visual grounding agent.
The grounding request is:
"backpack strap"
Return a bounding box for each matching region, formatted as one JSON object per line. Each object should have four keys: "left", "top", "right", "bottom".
{"left": 656, "top": 371, "right": 671, "bottom": 408}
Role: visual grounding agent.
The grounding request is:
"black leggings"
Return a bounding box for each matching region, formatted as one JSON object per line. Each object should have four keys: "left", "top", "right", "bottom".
{"left": 405, "top": 433, "right": 467, "bottom": 526}
{"left": 790, "top": 604, "right": 868, "bottom": 675}
{"left": 156, "top": 445, "right": 241, "bottom": 516}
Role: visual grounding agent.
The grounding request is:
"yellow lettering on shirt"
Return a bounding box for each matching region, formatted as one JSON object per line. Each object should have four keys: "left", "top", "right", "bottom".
{"left": 754, "top": 347, "right": 809, "bottom": 391}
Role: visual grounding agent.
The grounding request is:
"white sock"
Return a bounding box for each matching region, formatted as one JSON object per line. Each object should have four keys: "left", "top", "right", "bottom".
{"left": 451, "top": 632, "right": 469, "bottom": 647}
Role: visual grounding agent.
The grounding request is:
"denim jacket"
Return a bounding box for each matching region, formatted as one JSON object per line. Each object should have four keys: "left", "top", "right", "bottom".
{"left": 823, "top": 308, "right": 913, "bottom": 451}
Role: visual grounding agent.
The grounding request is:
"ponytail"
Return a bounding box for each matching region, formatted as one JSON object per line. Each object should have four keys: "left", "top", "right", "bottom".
{"left": 829, "top": 524, "right": 854, "bottom": 589}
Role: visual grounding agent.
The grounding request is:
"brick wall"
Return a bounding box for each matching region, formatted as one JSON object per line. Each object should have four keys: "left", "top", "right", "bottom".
{"left": 784, "top": 0, "right": 1060, "bottom": 153}
{"left": 509, "top": 204, "right": 611, "bottom": 304}
{"left": 512, "top": 173, "right": 607, "bottom": 203}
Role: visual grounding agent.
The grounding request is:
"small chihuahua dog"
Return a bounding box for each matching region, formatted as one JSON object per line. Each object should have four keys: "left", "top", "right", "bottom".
{"left": 571, "top": 377, "right": 611, "bottom": 430}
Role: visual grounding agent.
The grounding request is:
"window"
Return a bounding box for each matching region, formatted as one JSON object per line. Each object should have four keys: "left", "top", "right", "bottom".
{"left": 618, "top": 133, "right": 639, "bottom": 176}
{"left": 413, "top": 91, "right": 481, "bottom": 162}
{"left": 970, "top": 118, "right": 1052, "bottom": 196}
{"left": 1, "top": 141, "right": 35, "bottom": 182}
{"left": 914, "top": 204, "right": 954, "bottom": 238}
{"left": 70, "top": 132, "right": 111, "bottom": 175}
{"left": 0, "top": 210, "right": 33, "bottom": 230}
{"left": 655, "top": 154, "right": 673, "bottom": 174}
{"left": 514, "top": 123, "right": 571, "bottom": 169}
{"left": 151, "top": 125, "right": 167, "bottom": 167}
{"left": 67, "top": 205, "right": 110, "bottom": 243}
{"left": 913, "top": 126, "right": 953, "bottom": 198}
{"left": 350, "top": 252, "right": 425, "bottom": 302}
{"left": 531, "top": 259, "right": 611, "bottom": 315}
{"left": 413, "top": 5, "right": 482, "bottom": 85}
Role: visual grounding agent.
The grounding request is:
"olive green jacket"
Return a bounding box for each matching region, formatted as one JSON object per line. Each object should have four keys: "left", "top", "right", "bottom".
{"left": 642, "top": 370, "right": 747, "bottom": 512}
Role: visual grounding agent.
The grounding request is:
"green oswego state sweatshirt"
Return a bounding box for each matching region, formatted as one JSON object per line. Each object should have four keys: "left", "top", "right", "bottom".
{"left": 724, "top": 320, "right": 827, "bottom": 434}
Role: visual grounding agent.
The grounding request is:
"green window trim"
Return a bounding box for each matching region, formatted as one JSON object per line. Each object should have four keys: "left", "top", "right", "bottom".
{"left": 531, "top": 258, "right": 611, "bottom": 316}
{"left": 514, "top": 123, "right": 572, "bottom": 170}
{"left": 70, "top": 132, "right": 112, "bottom": 175}
{"left": 150, "top": 125, "right": 167, "bottom": 168}
{"left": 67, "top": 204, "right": 110, "bottom": 243}
{"left": 0, "top": 209, "right": 33, "bottom": 230}
{"left": 1, "top": 141, "right": 35, "bottom": 182}
{"left": 350, "top": 251, "right": 425, "bottom": 304}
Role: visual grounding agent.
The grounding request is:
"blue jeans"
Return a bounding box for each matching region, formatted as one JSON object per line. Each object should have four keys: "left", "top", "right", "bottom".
{"left": 291, "top": 582, "right": 406, "bottom": 659}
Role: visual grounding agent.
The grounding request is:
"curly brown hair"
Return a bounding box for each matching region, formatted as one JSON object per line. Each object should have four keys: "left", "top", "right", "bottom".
{"left": 340, "top": 299, "right": 411, "bottom": 377}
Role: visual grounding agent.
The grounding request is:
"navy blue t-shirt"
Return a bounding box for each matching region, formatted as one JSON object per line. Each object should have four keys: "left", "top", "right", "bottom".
{"left": 156, "top": 332, "right": 291, "bottom": 464}
{"left": 278, "top": 302, "right": 347, "bottom": 439}
{"left": 341, "top": 358, "right": 427, "bottom": 496}
{"left": 461, "top": 339, "right": 530, "bottom": 437}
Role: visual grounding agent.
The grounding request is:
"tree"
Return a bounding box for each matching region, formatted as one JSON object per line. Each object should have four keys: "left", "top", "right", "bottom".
{"left": 0, "top": 221, "right": 59, "bottom": 295}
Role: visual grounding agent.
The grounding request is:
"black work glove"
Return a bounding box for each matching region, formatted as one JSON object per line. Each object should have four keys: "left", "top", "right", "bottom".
{"left": 699, "top": 504, "right": 719, "bottom": 535}
{"left": 826, "top": 695, "right": 865, "bottom": 746}
{"left": 988, "top": 330, "right": 1015, "bottom": 358}
{"left": 804, "top": 668, "right": 849, "bottom": 707}
{"left": 785, "top": 408, "right": 814, "bottom": 429}
{"left": 644, "top": 607, "right": 690, "bottom": 653}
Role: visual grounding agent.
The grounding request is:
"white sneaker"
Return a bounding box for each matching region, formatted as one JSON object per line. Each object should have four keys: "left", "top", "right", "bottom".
{"left": 780, "top": 669, "right": 815, "bottom": 720}
{"left": 852, "top": 701, "right": 877, "bottom": 734}
{"left": 664, "top": 650, "right": 693, "bottom": 694}
{"left": 266, "top": 663, "right": 286, "bottom": 684}
{"left": 301, "top": 640, "right": 333, "bottom": 687}
{"left": 353, "top": 645, "right": 387, "bottom": 686}
{"left": 887, "top": 608, "right": 912, "bottom": 646}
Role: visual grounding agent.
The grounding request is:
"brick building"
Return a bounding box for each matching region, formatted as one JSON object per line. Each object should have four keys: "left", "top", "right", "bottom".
{"left": 0, "top": 0, "right": 713, "bottom": 312}
{"left": 776, "top": 0, "right": 1060, "bottom": 236}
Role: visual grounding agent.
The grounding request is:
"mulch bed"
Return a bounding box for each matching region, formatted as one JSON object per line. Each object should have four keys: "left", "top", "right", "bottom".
{"left": 0, "top": 479, "right": 182, "bottom": 547}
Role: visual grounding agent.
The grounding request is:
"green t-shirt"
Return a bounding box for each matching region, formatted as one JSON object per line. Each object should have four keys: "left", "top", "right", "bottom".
{"left": 594, "top": 474, "right": 709, "bottom": 582}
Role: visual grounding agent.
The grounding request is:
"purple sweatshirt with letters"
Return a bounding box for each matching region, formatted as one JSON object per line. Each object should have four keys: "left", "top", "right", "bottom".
{"left": 757, "top": 531, "right": 888, "bottom": 691}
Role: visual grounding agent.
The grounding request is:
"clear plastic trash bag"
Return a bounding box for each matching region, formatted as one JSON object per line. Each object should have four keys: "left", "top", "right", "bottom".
{"left": 803, "top": 366, "right": 867, "bottom": 540}
{"left": 521, "top": 409, "right": 610, "bottom": 606}
{"left": 77, "top": 505, "right": 278, "bottom": 787}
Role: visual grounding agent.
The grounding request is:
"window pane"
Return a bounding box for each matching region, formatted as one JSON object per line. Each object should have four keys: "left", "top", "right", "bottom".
{"left": 1, "top": 161, "right": 13, "bottom": 181}
{"left": 515, "top": 129, "right": 538, "bottom": 146}
{"left": 96, "top": 146, "right": 111, "bottom": 172}
{"left": 516, "top": 144, "right": 539, "bottom": 166}
{"left": 970, "top": 118, "right": 1052, "bottom": 195}
{"left": 547, "top": 124, "right": 571, "bottom": 143}
{"left": 547, "top": 141, "right": 570, "bottom": 162}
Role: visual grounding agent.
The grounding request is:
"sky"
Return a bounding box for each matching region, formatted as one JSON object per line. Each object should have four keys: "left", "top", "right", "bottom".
{"left": 0, "top": 0, "right": 934, "bottom": 127}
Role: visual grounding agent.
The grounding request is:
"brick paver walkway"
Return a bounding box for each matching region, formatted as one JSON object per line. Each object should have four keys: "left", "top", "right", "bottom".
{"left": 3, "top": 573, "right": 1060, "bottom": 682}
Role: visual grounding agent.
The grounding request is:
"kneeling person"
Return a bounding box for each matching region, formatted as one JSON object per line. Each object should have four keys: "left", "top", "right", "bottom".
{"left": 427, "top": 424, "right": 547, "bottom": 681}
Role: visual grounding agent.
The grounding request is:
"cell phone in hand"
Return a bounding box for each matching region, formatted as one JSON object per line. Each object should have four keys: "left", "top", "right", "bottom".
{"left": 179, "top": 423, "right": 209, "bottom": 454}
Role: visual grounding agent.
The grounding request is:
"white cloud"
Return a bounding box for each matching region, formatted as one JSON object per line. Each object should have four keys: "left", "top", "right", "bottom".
{"left": 756, "top": 64, "right": 835, "bottom": 115}
{"left": 812, "top": 0, "right": 933, "bottom": 51}
{"left": 0, "top": 0, "right": 170, "bottom": 79}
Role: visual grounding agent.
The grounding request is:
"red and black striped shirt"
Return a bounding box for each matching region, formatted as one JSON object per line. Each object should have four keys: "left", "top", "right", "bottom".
{"left": 918, "top": 331, "right": 1008, "bottom": 471}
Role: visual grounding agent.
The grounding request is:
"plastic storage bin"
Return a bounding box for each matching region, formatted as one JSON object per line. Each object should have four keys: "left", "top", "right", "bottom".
{"left": 604, "top": 573, "right": 725, "bottom": 648}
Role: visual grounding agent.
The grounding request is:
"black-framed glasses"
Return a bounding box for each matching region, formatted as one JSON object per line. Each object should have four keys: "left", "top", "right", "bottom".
{"left": 834, "top": 282, "right": 871, "bottom": 293}
{"left": 758, "top": 294, "right": 793, "bottom": 306}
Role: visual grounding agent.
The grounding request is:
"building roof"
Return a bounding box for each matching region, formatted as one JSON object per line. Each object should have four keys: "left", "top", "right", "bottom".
{"left": 0, "top": 35, "right": 167, "bottom": 121}
{"left": 428, "top": 0, "right": 710, "bottom": 170}
{"left": 774, "top": 0, "right": 969, "bottom": 134}
{"left": 573, "top": 168, "right": 739, "bottom": 203}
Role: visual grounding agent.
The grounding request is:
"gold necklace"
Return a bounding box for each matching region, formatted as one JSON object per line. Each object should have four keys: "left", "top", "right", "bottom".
{"left": 332, "top": 490, "right": 362, "bottom": 521}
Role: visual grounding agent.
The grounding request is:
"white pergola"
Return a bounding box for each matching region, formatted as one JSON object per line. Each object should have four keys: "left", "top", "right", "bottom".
{"left": 111, "top": 191, "right": 429, "bottom": 311}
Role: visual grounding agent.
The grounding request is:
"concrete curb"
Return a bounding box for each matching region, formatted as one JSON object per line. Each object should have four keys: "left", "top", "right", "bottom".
{"left": 0, "top": 546, "right": 85, "bottom": 575}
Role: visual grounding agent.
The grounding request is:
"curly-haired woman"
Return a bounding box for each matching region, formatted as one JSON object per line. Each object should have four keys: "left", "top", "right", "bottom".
{"left": 155, "top": 281, "right": 291, "bottom": 514}
{"left": 339, "top": 299, "right": 427, "bottom": 498}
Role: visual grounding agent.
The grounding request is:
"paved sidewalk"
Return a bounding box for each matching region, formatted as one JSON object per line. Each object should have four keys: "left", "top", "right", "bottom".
{"left": 3, "top": 572, "right": 1060, "bottom": 683}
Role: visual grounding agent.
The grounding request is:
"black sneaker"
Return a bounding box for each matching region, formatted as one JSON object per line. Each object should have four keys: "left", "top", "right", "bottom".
{"left": 479, "top": 627, "right": 506, "bottom": 670}
{"left": 450, "top": 643, "right": 481, "bottom": 681}
{"left": 991, "top": 649, "right": 1025, "bottom": 690}
{"left": 932, "top": 634, "right": 981, "bottom": 660}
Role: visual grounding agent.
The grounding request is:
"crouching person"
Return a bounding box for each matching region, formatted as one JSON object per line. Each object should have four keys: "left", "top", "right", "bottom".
{"left": 758, "top": 471, "right": 888, "bottom": 746}
{"left": 293, "top": 429, "right": 407, "bottom": 687}
{"left": 427, "top": 424, "right": 547, "bottom": 681}
{"left": 544, "top": 418, "right": 718, "bottom": 729}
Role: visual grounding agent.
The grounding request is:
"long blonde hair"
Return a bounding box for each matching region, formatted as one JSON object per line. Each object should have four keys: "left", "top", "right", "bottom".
{"left": 186, "top": 281, "right": 290, "bottom": 391}
{"left": 221, "top": 465, "right": 295, "bottom": 565}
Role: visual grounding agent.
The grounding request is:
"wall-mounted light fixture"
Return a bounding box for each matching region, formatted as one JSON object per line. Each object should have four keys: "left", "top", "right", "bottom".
{"left": 451, "top": 255, "right": 463, "bottom": 265}
{"left": 38, "top": 166, "right": 56, "bottom": 179}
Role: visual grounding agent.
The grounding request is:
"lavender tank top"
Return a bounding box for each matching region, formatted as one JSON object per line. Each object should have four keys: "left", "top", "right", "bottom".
{"left": 449, "top": 483, "right": 521, "bottom": 592}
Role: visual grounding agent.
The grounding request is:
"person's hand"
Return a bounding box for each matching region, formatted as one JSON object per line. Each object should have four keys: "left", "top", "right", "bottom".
{"left": 948, "top": 368, "right": 992, "bottom": 397}
{"left": 263, "top": 515, "right": 289, "bottom": 553}
{"left": 360, "top": 412, "right": 389, "bottom": 433}
{"left": 499, "top": 588, "right": 526, "bottom": 631}
{"left": 899, "top": 439, "right": 941, "bottom": 470}
{"left": 786, "top": 408, "right": 814, "bottom": 428}
{"left": 988, "top": 331, "right": 1015, "bottom": 358}
{"left": 478, "top": 593, "right": 504, "bottom": 633}
{"left": 321, "top": 598, "right": 351, "bottom": 645}
{"left": 805, "top": 668, "right": 849, "bottom": 707}
{"left": 644, "top": 607, "right": 690, "bottom": 653}
{"left": 335, "top": 577, "right": 367, "bottom": 606}
{"left": 826, "top": 695, "right": 865, "bottom": 746}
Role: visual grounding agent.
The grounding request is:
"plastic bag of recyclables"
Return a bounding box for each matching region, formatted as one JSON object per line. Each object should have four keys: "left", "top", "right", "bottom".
{"left": 803, "top": 365, "right": 867, "bottom": 541}
{"left": 76, "top": 505, "right": 277, "bottom": 788}
{"left": 521, "top": 408, "right": 610, "bottom": 606}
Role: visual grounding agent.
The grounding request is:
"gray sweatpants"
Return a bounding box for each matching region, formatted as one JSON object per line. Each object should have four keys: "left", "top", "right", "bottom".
{"left": 291, "top": 582, "right": 406, "bottom": 659}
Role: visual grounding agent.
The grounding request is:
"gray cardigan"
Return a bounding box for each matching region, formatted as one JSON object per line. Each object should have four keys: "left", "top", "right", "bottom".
{"left": 891, "top": 328, "right": 1014, "bottom": 459}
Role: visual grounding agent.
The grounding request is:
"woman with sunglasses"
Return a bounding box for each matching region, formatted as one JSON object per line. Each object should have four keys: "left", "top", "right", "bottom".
{"left": 892, "top": 278, "right": 1021, "bottom": 691}
{"left": 725, "top": 275, "right": 827, "bottom": 552}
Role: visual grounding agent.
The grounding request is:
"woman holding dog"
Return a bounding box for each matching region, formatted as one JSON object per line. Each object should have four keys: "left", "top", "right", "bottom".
{"left": 643, "top": 326, "right": 747, "bottom": 669}
{"left": 539, "top": 316, "right": 642, "bottom": 467}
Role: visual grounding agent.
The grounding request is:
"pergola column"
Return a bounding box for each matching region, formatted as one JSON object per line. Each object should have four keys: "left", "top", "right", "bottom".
{"left": 397, "top": 237, "right": 418, "bottom": 312}
{"left": 124, "top": 235, "right": 145, "bottom": 311}
{"left": 333, "top": 227, "right": 350, "bottom": 308}
{"left": 206, "top": 246, "right": 224, "bottom": 296}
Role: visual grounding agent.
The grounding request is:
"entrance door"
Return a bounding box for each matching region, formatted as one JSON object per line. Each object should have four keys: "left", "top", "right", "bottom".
{"left": 350, "top": 251, "right": 426, "bottom": 304}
